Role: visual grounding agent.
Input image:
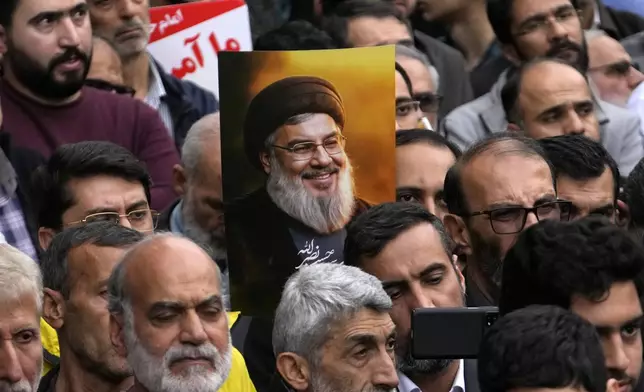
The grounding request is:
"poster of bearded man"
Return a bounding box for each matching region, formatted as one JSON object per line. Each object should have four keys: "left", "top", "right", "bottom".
{"left": 219, "top": 46, "right": 396, "bottom": 317}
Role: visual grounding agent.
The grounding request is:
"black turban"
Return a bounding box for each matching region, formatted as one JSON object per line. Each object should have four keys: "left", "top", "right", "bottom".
{"left": 243, "top": 76, "right": 345, "bottom": 170}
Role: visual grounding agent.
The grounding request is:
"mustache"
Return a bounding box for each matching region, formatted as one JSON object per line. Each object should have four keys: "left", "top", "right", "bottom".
{"left": 301, "top": 167, "right": 340, "bottom": 179}
{"left": 49, "top": 47, "right": 89, "bottom": 69}
{"left": 0, "top": 380, "right": 32, "bottom": 392}
{"left": 166, "top": 343, "right": 219, "bottom": 368}
{"left": 608, "top": 372, "right": 634, "bottom": 388}
{"left": 546, "top": 40, "right": 581, "bottom": 58}
{"left": 115, "top": 20, "right": 145, "bottom": 36}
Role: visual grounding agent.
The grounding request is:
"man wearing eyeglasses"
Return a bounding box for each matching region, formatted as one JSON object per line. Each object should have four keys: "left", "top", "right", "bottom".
{"left": 225, "top": 75, "right": 369, "bottom": 391}
{"left": 588, "top": 30, "right": 644, "bottom": 107}
{"left": 32, "top": 141, "right": 158, "bottom": 251}
{"left": 396, "top": 45, "right": 442, "bottom": 129}
{"left": 443, "top": 133, "right": 572, "bottom": 307}
{"left": 441, "top": 0, "right": 643, "bottom": 177}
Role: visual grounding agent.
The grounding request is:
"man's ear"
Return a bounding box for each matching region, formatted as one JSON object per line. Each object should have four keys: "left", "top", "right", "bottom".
{"left": 276, "top": 352, "right": 311, "bottom": 391}
{"left": 38, "top": 227, "right": 56, "bottom": 251}
{"left": 43, "top": 288, "right": 65, "bottom": 330}
{"left": 110, "top": 313, "right": 128, "bottom": 357}
{"left": 172, "top": 164, "right": 187, "bottom": 196}
{"left": 444, "top": 214, "right": 471, "bottom": 256}
{"left": 501, "top": 44, "right": 522, "bottom": 66}
{"left": 506, "top": 122, "right": 522, "bottom": 132}
{"left": 616, "top": 199, "right": 630, "bottom": 228}
{"left": 259, "top": 152, "right": 271, "bottom": 175}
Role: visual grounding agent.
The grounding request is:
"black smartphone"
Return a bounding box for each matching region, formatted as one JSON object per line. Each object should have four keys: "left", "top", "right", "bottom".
{"left": 411, "top": 307, "right": 499, "bottom": 359}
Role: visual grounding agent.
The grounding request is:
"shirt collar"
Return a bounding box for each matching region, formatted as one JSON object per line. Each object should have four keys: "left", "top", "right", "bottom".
{"left": 145, "top": 58, "right": 167, "bottom": 108}
{"left": 398, "top": 360, "right": 465, "bottom": 392}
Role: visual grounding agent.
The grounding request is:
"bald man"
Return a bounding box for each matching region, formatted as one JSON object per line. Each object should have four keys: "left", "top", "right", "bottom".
{"left": 107, "top": 234, "right": 234, "bottom": 392}
{"left": 588, "top": 30, "right": 644, "bottom": 107}
{"left": 502, "top": 58, "right": 610, "bottom": 150}
{"left": 86, "top": 36, "right": 133, "bottom": 95}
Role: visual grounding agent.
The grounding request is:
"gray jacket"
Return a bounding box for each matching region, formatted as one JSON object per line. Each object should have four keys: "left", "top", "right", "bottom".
{"left": 440, "top": 71, "right": 643, "bottom": 176}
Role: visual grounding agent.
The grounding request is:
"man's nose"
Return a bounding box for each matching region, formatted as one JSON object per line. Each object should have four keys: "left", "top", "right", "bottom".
{"left": 179, "top": 311, "right": 208, "bottom": 346}
{"left": 604, "top": 336, "right": 631, "bottom": 377}
{"left": 58, "top": 18, "right": 81, "bottom": 48}
{"left": 0, "top": 341, "right": 26, "bottom": 384}
{"left": 310, "top": 145, "right": 333, "bottom": 167}
{"left": 372, "top": 350, "right": 399, "bottom": 389}
{"left": 563, "top": 112, "right": 586, "bottom": 135}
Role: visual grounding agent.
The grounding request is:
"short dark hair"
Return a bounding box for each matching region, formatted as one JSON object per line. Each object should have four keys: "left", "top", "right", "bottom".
{"left": 0, "top": 0, "right": 19, "bottom": 28}
{"left": 396, "top": 129, "right": 462, "bottom": 158}
{"left": 501, "top": 58, "right": 587, "bottom": 124}
{"left": 540, "top": 135, "right": 620, "bottom": 203}
{"left": 41, "top": 221, "right": 144, "bottom": 298}
{"left": 253, "top": 20, "right": 339, "bottom": 50}
{"left": 321, "top": 0, "right": 411, "bottom": 48}
{"left": 32, "top": 141, "right": 152, "bottom": 230}
{"left": 499, "top": 216, "right": 644, "bottom": 315}
{"left": 625, "top": 158, "right": 644, "bottom": 231}
{"left": 344, "top": 202, "right": 453, "bottom": 267}
{"left": 479, "top": 305, "right": 607, "bottom": 392}
{"left": 488, "top": 0, "right": 580, "bottom": 46}
{"left": 444, "top": 133, "right": 555, "bottom": 216}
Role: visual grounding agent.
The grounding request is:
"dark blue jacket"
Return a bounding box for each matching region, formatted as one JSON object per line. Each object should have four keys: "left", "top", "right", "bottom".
{"left": 154, "top": 59, "right": 219, "bottom": 151}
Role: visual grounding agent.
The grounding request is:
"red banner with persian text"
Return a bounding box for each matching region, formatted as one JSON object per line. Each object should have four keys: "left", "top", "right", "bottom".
{"left": 148, "top": 0, "right": 252, "bottom": 99}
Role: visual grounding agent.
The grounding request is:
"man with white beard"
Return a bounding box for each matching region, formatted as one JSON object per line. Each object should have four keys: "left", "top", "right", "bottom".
{"left": 226, "top": 76, "right": 369, "bottom": 317}
{"left": 160, "top": 113, "right": 230, "bottom": 308}
{"left": 107, "top": 233, "right": 233, "bottom": 392}
{"left": 0, "top": 244, "right": 43, "bottom": 392}
{"left": 273, "top": 263, "right": 399, "bottom": 392}
{"left": 225, "top": 76, "right": 369, "bottom": 392}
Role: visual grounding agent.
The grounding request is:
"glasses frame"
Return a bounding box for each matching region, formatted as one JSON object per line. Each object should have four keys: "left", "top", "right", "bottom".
{"left": 464, "top": 200, "right": 573, "bottom": 235}
{"left": 271, "top": 134, "right": 347, "bottom": 161}
{"left": 67, "top": 208, "right": 160, "bottom": 232}
{"left": 413, "top": 92, "right": 443, "bottom": 113}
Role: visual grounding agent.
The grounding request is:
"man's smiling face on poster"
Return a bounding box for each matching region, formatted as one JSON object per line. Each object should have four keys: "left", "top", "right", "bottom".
{"left": 244, "top": 76, "right": 356, "bottom": 234}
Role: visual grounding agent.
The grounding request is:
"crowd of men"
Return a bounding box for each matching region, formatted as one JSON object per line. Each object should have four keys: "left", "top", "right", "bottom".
{"left": 2, "top": 0, "right": 644, "bottom": 391}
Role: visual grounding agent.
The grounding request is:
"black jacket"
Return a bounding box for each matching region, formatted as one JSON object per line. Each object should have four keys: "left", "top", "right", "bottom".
{"left": 153, "top": 59, "right": 219, "bottom": 151}
{"left": 0, "top": 132, "right": 44, "bottom": 258}
{"left": 597, "top": 1, "right": 644, "bottom": 40}
{"left": 413, "top": 31, "right": 474, "bottom": 119}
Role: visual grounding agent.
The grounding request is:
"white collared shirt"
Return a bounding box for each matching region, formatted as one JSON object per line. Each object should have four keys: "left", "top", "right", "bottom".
{"left": 144, "top": 58, "right": 174, "bottom": 138}
{"left": 628, "top": 82, "right": 644, "bottom": 137}
{"left": 397, "top": 359, "right": 465, "bottom": 392}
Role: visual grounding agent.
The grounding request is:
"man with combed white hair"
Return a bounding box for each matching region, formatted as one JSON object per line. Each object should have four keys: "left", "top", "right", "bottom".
{"left": 273, "top": 263, "right": 399, "bottom": 392}
{"left": 0, "top": 244, "right": 43, "bottom": 392}
{"left": 107, "top": 233, "right": 233, "bottom": 392}
{"left": 161, "top": 113, "right": 230, "bottom": 308}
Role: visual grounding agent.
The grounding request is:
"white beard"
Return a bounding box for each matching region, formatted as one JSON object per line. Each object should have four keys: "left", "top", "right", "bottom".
{"left": 0, "top": 358, "right": 42, "bottom": 392}
{"left": 123, "top": 314, "right": 232, "bottom": 392}
{"left": 265, "top": 154, "right": 356, "bottom": 234}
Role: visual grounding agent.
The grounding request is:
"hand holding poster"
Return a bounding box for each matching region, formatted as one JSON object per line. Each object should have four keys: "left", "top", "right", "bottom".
{"left": 148, "top": 0, "right": 252, "bottom": 99}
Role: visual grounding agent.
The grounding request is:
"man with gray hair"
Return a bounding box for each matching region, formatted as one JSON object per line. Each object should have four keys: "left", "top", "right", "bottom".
{"left": 396, "top": 45, "right": 442, "bottom": 129}
{"left": 39, "top": 222, "right": 144, "bottom": 392}
{"left": 107, "top": 233, "right": 233, "bottom": 392}
{"left": 0, "top": 244, "right": 43, "bottom": 392}
{"left": 160, "top": 113, "right": 229, "bottom": 308}
{"left": 273, "top": 263, "right": 398, "bottom": 392}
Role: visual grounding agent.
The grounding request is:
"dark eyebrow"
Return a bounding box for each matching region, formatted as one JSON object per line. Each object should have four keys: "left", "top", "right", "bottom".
{"left": 518, "top": 4, "right": 574, "bottom": 30}
{"left": 29, "top": 2, "right": 87, "bottom": 25}
{"left": 396, "top": 97, "right": 415, "bottom": 105}
{"left": 595, "top": 315, "right": 644, "bottom": 335}
{"left": 85, "top": 207, "right": 119, "bottom": 215}
{"left": 125, "top": 200, "right": 150, "bottom": 212}
{"left": 396, "top": 186, "right": 422, "bottom": 195}
{"left": 538, "top": 104, "right": 566, "bottom": 119}
{"left": 590, "top": 204, "right": 616, "bottom": 214}
{"left": 12, "top": 325, "right": 39, "bottom": 335}
{"left": 533, "top": 194, "right": 558, "bottom": 207}
{"left": 286, "top": 131, "right": 339, "bottom": 147}
{"left": 347, "top": 333, "right": 379, "bottom": 347}
{"left": 381, "top": 263, "right": 445, "bottom": 290}
{"left": 485, "top": 202, "right": 524, "bottom": 211}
